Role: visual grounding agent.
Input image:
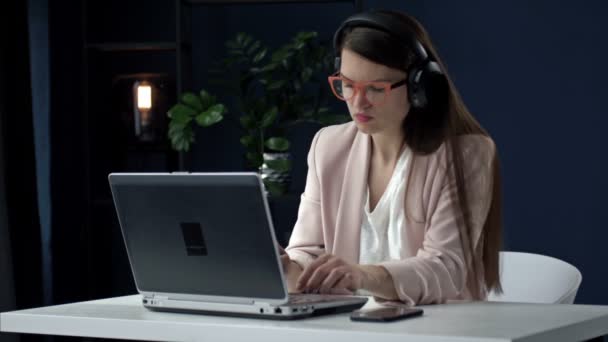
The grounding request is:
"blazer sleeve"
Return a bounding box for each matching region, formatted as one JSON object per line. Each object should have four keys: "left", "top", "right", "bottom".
{"left": 379, "top": 137, "right": 496, "bottom": 305}
{"left": 285, "top": 128, "right": 326, "bottom": 269}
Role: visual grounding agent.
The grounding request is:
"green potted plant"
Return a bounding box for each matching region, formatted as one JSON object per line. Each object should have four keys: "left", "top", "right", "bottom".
{"left": 168, "top": 31, "right": 348, "bottom": 196}
{"left": 166, "top": 90, "right": 227, "bottom": 152}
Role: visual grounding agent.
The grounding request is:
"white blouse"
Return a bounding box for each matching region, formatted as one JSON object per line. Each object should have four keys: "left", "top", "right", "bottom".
{"left": 359, "top": 146, "right": 411, "bottom": 265}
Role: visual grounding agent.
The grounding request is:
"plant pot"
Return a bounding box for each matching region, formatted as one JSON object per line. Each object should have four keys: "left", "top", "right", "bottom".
{"left": 260, "top": 152, "right": 292, "bottom": 196}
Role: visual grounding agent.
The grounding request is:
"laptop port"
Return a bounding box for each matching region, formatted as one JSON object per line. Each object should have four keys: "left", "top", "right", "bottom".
{"left": 259, "top": 308, "right": 264, "bottom": 314}
{"left": 274, "top": 307, "right": 282, "bottom": 314}
{"left": 292, "top": 308, "right": 298, "bottom": 313}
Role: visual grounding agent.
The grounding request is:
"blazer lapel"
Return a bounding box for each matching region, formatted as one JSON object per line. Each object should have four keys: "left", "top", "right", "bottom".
{"left": 332, "top": 130, "right": 371, "bottom": 264}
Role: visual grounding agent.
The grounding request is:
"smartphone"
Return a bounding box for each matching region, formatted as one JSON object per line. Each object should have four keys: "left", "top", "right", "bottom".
{"left": 350, "top": 306, "right": 424, "bottom": 322}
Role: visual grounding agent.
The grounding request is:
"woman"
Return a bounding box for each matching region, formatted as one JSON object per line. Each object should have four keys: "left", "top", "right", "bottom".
{"left": 281, "top": 9, "right": 503, "bottom": 305}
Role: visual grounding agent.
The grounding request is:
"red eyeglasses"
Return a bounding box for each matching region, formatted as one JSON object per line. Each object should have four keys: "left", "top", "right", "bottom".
{"left": 327, "top": 73, "right": 408, "bottom": 106}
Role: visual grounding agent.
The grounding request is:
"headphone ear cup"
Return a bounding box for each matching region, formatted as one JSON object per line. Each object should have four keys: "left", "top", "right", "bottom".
{"left": 407, "top": 65, "right": 426, "bottom": 109}
{"left": 407, "top": 61, "right": 446, "bottom": 110}
{"left": 403, "top": 60, "right": 449, "bottom": 152}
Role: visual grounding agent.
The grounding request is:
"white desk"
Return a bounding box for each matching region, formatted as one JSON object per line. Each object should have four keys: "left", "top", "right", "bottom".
{"left": 1, "top": 295, "right": 608, "bottom": 342}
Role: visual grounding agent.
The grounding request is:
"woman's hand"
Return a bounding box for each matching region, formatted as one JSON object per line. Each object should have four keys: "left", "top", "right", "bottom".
{"left": 277, "top": 245, "right": 304, "bottom": 293}
{"left": 277, "top": 245, "right": 291, "bottom": 271}
{"left": 296, "top": 254, "right": 365, "bottom": 294}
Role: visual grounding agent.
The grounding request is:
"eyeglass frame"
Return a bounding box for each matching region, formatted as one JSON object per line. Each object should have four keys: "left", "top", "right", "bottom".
{"left": 327, "top": 72, "right": 408, "bottom": 106}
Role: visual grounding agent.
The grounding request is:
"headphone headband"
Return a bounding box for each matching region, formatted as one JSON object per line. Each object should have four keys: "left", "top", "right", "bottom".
{"left": 333, "top": 11, "right": 429, "bottom": 64}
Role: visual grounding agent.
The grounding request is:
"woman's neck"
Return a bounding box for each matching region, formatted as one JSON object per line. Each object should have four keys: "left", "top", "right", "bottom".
{"left": 370, "top": 131, "right": 405, "bottom": 166}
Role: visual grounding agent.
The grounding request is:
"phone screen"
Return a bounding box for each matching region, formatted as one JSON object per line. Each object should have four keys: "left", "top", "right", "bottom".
{"left": 350, "top": 307, "right": 424, "bottom": 322}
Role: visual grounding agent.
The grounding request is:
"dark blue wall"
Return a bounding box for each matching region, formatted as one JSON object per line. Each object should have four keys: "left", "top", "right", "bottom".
{"left": 189, "top": 1, "right": 608, "bottom": 305}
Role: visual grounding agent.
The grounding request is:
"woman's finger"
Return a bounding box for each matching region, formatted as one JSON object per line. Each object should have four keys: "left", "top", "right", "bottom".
{"left": 334, "top": 272, "right": 355, "bottom": 291}
{"left": 297, "top": 254, "right": 332, "bottom": 289}
{"left": 318, "top": 267, "right": 346, "bottom": 294}
{"left": 303, "top": 256, "right": 342, "bottom": 290}
{"left": 303, "top": 261, "right": 332, "bottom": 290}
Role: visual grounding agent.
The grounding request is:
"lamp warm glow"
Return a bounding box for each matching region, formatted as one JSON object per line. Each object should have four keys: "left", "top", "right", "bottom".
{"left": 132, "top": 80, "right": 155, "bottom": 140}
{"left": 137, "top": 84, "right": 152, "bottom": 110}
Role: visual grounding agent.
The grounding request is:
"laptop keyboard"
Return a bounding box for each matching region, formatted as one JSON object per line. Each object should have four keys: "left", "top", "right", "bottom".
{"left": 287, "top": 294, "right": 351, "bottom": 305}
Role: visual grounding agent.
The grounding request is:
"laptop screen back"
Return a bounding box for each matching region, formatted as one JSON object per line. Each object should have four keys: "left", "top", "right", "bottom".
{"left": 109, "top": 173, "right": 285, "bottom": 300}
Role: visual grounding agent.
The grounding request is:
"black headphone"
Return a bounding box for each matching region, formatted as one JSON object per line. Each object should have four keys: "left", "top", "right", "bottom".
{"left": 333, "top": 11, "right": 446, "bottom": 110}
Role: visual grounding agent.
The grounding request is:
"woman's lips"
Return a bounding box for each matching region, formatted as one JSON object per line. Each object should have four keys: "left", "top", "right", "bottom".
{"left": 355, "top": 114, "right": 373, "bottom": 123}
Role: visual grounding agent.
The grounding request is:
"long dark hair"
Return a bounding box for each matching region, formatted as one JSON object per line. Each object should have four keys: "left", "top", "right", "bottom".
{"left": 337, "top": 10, "right": 503, "bottom": 297}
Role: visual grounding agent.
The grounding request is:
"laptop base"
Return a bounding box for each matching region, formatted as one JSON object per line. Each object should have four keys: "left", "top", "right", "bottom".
{"left": 145, "top": 302, "right": 366, "bottom": 320}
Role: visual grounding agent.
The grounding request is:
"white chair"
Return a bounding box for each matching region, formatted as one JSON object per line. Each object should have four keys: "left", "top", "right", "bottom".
{"left": 487, "top": 251, "right": 582, "bottom": 304}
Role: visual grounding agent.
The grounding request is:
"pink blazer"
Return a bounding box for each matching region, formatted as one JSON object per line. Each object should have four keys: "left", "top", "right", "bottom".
{"left": 285, "top": 122, "right": 496, "bottom": 305}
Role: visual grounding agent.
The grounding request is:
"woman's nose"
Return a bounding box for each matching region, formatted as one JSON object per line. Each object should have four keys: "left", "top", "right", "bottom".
{"left": 352, "top": 88, "right": 371, "bottom": 108}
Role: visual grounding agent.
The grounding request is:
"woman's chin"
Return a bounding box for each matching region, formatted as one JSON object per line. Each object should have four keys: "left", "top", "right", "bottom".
{"left": 354, "top": 121, "right": 377, "bottom": 134}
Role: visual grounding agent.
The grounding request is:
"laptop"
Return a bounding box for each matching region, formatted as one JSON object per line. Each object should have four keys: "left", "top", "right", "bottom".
{"left": 108, "top": 172, "right": 368, "bottom": 319}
